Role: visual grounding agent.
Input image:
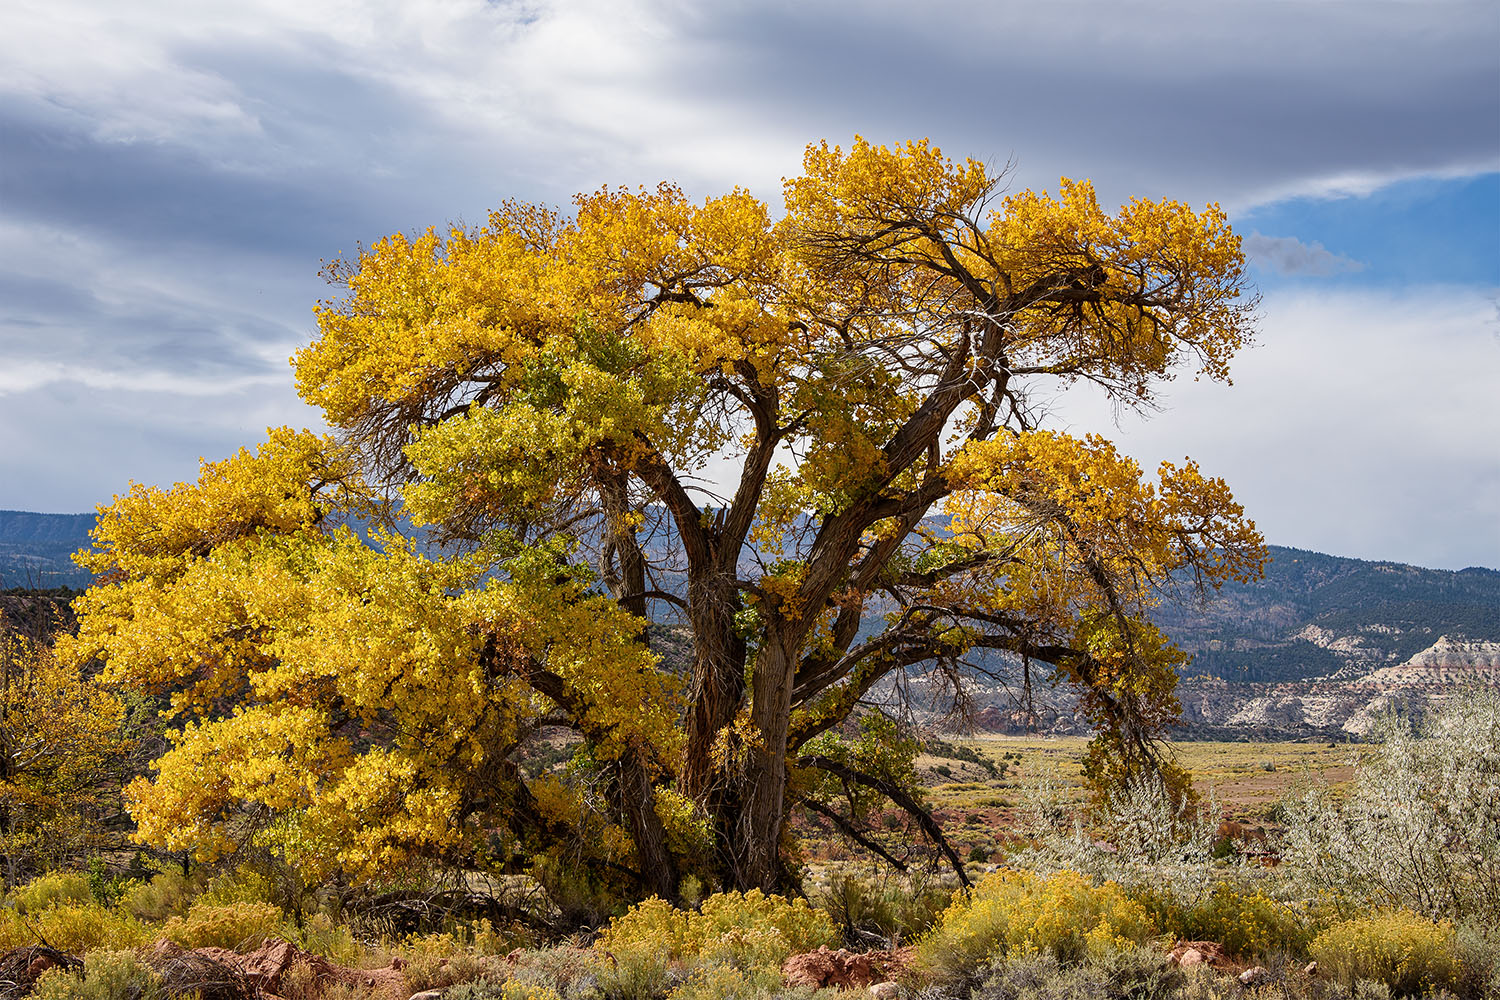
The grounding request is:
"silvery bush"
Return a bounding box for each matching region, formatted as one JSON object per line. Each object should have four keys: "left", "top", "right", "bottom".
{"left": 1013, "top": 769, "right": 1236, "bottom": 908}
{"left": 1280, "top": 687, "right": 1500, "bottom": 923}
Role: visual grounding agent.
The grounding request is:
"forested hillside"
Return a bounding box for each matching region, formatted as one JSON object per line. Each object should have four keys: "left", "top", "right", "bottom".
{"left": 0, "top": 510, "right": 95, "bottom": 588}
{"left": 1156, "top": 546, "right": 1500, "bottom": 682}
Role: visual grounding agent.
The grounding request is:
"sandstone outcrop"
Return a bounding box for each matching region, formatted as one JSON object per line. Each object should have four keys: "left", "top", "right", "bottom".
{"left": 781, "top": 945, "right": 911, "bottom": 990}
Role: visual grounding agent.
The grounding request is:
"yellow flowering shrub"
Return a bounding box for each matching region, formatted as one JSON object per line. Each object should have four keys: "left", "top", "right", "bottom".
{"left": 1309, "top": 910, "right": 1460, "bottom": 995}
{"left": 0, "top": 902, "right": 149, "bottom": 953}
{"left": 31, "top": 951, "right": 162, "bottom": 1000}
{"left": 597, "top": 890, "right": 836, "bottom": 973}
{"left": 7, "top": 871, "right": 93, "bottom": 912}
{"left": 694, "top": 890, "right": 836, "bottom": 968}
{"left": 666, "top": 964, "right": 783, "bottom": 1000}
{"left": 163, "top": 901, "right": 284, "bottom": 950}
{"left": 916, "top": 869, "right": 1155, "bottom": 980}
{"left": 597, "top": 895, "right": 690, "bottom": 955}
{"left": 499, "top": 985, "right": 562, "bottom": 1000}
{"left": 395, "top": 924, "right": 498, "bottom": 971}
{"left": 1142, "top": 883, "right": 1311, "bottom": 959}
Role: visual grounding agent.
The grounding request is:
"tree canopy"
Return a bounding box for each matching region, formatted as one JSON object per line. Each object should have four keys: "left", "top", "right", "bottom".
{"left": 64, "top": 138, "right": 1264, "bottom": 901}
{"left": 1, "top": 620, "right": 129, "bottom": 882}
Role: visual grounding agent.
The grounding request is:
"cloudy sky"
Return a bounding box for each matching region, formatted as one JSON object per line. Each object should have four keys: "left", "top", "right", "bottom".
{"left": 1, "top": 0, "right": 1497, "bottom": 569}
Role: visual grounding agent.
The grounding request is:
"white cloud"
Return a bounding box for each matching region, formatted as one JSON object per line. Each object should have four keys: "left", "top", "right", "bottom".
{"left": 1243, "top": 232, "right": 1364, "bottom": 277}
{"left": 1051, "top": 286, "right": 1500, "bottom": 570}
{"left": 0, "top": 218, "right": 314, "bottom": 386}
{"left": 0, "top": 361, "right": 285, "bottom": 397}
{"left": 0, "top": 0, "right": 1496, "bottom": 570}
{"left": 4, "top": 0, "right": 1495, "bottom": 207}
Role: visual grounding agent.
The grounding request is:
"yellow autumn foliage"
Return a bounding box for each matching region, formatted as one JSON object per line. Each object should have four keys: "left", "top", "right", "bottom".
{"left": 1309, "top": 910, "right": 1460, "bottom": 995}
{"left": 916, "top": 869, "right": 1156, "bottom": 978}
{"left": 71, "top": 136, "right": 1263, "bottom": 894}
{"left": 0, "top": 630, "right": 128, "bottom": 871}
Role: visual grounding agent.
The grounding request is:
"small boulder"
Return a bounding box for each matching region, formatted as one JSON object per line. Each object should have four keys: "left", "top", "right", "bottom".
{"left": 409, "top": 992, "right": 445, "bottom": 1000}
{"left": 1238, "top": 965, "right": 1270, "bottom": 986}
{"left": 869, "top": 982, "right": 900, "bottom": 1000}
{"left": 1167, "top": 940, "right": 1225, "bottom": 968}
{"left": 781, "top": 946, "right": 891, "bottom": 990}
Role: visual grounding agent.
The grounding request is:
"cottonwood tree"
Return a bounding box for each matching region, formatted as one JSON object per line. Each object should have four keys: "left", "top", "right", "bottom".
{"left": 0, "top": 625, "right": 127, "bottom": 883}
{"left": 65, "top": 139, "right": 1263, "bottom": 900}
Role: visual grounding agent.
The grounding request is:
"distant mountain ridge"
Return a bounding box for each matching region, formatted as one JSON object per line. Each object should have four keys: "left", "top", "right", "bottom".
{"left": 4, "top": 509, "right": 1496, "bottom": 738}
{"left": 926, "top": 546, "right": 1500, "bottom": 739}
{"left": 3, "top": 510, "right": 1496, "bottom": 684}
{"left": 0, "top": 509, "right": 96, "bottom": 544}
{"left": 1154, "top": 545, "right": 1500, "bottom": 683}
{"left": 0, "top": 510, "right": 96, "bottom": 588}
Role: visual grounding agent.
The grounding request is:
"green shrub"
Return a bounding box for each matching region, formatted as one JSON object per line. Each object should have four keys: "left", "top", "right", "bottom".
{"left": 591, "top": 946, "right": 676, "bottom": 1000}
{"left": 163, "top": 901, "right": 284, "bottom": 950}
{"left": 815, "top": 874, "right": 949, "bottom": 948}
{"left": 1309, "top": 910, "right": 1460, "bottom": 996}
{"left": 665, "top": 964, "right": 819, "bottom": 999}
{"left": 87, "top": 858, "right": 142, "bottom": 907}
{"left": 527, "top": 853, "right": 627, "bottom": 929}
{"left": 1453, "top": 920, "right": 1500, "bottom": 1000}
{"left": 445, "top": 985, "right": 565, "bottom": 1000}
{"left": 916, "top": 869, "right": 1156, "bottom": 983}
{"left": 971, "top": 946, "right": 1185, "bottom": 1000}
{"left": 284, "top": 911, "right": 363, "bottom": 966}
{"left": 119, "top": 869, "right": 205, "bottom": 923}
{"left": 31, "top": 950, "right": 161, "bottom": 1000}
{"left": 496, "top": 948, "right": 603, "bottom": 999}
{"left": 199, "top": 864, "right": 281, "bottom": 908}
{"left": 9, "top": 871, "right": 93, "bottom": 912}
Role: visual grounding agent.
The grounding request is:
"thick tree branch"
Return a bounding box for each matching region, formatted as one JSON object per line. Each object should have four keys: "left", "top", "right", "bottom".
{"left": 718, "top": 360, "right": 780, "bottom": 567}
{"left": 796, "top": 795, "right": 910, "bottom": 872}
{"left": 798, "top": 754, "right": 971, "bottom": 888}
{"left": 626, "top": 435, "right": 712, "bottom": 570}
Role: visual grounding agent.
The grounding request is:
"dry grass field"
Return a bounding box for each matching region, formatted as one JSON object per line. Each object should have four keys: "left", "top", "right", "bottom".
{"left": 877, "top": 737, "right": 1367, "bottom": 865}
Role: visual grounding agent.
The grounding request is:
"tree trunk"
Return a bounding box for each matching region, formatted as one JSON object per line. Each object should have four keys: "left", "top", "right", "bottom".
{"left": 615, "top": 755, "right": 679, "bottom": 900}
{"left": 681, "top": 570, "right": 747, "bottom": 800}
{"left": 737, "top": 630, "right": 797, "bottom": 890}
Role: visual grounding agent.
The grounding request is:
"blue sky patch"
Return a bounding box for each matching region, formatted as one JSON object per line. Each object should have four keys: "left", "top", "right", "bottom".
{"left": 1238, "top": 173, "right": 1500, "bottom": 288}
